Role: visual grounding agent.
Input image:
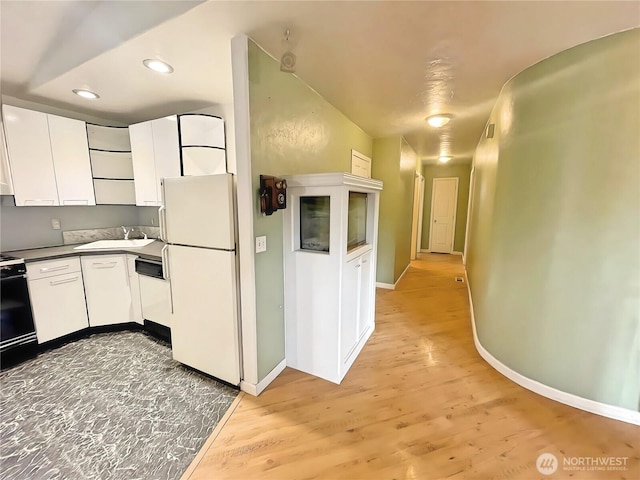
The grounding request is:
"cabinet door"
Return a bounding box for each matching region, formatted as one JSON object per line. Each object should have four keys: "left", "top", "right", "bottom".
{"left": 48, "top": 114, "right": 96, "bottom": 205}
{"left": 358, "top": 252, "right": 373, "bottom": 338}
{"left": 341, "top": 257, "right": 361, "bottom": 362}
{"left": 127, "top": 255, "right": 143, "bottom": 325}
{"left": 2, "top": 105, "right": 59, "bottom": 206}
{"left": 0, "top": 116, "right": 14, "bottom": 195}
{"left": 152, "top": 116, "right": 180, "bottom": 194}
{"left": 179, "top": 115, "right": 225, "bottom": 148}
{"left": 130, "top": 122, "right": 159, "bottom": 206}
{"left": 81, "top": 255, "right": 132, "bottom": 326}
{"left": 28, "top": 272, "right": 89, "bottom": 343}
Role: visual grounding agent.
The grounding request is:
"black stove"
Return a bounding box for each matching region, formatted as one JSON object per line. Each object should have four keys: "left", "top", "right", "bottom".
{"left": 0, "top": 253, "right": 37, "bottom": 359}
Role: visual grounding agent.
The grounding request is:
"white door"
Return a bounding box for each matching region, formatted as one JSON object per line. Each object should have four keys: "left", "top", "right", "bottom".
{"left": 3, "top": 105, "right": 59, "bottom": 205}
{"left": 152, "top": 116, "right": 180, "bottom": 197}
{"left": 130, "top": 121, "right": 159, "bottom": 206}
{"left": 48, "top": 114, "right": 96, "bottom": 205}
{"left": 429, "top": 177, "right": 458, "bottom": 254}
{"left": 162, "top": 174, "right": 235, "bottom": 250}
{"left": 167, "top": 244, "right": 240, "bottom": 385}
{"left": 81, "top": 255, "right": 132, "bottom": 326}
{"left": 410, "top": 173, "right": 425, "bottom": 259}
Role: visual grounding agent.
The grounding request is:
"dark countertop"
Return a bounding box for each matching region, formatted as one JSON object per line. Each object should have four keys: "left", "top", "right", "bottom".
{"left": 6, "top": 240, "right": 165, "bottom": 263}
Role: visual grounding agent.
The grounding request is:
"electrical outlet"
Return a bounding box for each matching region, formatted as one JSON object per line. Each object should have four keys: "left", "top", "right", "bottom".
{"left": 51, "top": 219, "right": 61, "bottom": 230}
{"left": 256, "top": 235, "right": 267, "bottom": 253}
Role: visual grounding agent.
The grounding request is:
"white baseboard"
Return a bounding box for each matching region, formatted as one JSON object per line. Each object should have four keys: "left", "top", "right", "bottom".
{"left": 240, "top": 358, "right": 286, "bottom": 396}
{"left": 464, "top": 270, "right": 640, "bottom": 426}
{"left": 376, "top": 263, "right": 411, "bottom": 290}
{"left": 420, "top": 249, "right": 462, "bottom": 256}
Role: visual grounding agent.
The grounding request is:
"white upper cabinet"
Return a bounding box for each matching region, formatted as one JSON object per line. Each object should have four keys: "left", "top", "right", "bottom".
{"left": 130, "top": 116, "right": 180, "bottom": 206}
{"left": 48, "top": 114, "right": 96, "bottom": 205}
{"left": 179, "top": 114, "right": 226, "bottom": 176}
{"left": 179, "top": 114, "right": 225, "bottom": 148}
{"left": 0, "top": 115, "right": 14, "bottom": 195}
{"left": 2, "top": 105, "right": 95, "bottom": 206}
{"left": 3, "top": 105, "right": 59, "bottom": 205}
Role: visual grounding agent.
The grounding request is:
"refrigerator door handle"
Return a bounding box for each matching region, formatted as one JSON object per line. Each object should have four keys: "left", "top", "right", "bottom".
{"left": 158, "top": 206, "right": 167, "bottom": 242}
{"left": 161, "top": 245, "right": 175, "bottom": 315}
{"left": 161, "top": 245, "right": 170, "bottom": 280}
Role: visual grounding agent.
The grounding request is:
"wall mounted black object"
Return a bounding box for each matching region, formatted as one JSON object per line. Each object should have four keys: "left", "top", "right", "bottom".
{"left": 260, "top": 175, "right": 287, "bottom": 216}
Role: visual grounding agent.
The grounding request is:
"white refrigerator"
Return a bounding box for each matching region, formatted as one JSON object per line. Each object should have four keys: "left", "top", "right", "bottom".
{"left": 159, "top": 173, "right": 241, "bottom": 385}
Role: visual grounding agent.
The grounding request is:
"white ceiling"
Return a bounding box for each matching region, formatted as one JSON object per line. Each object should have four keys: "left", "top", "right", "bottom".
{"left": 1, "top": 1, "right": 638, "bottom": 164}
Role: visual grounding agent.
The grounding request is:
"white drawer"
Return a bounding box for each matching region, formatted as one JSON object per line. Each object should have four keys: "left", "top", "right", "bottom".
{"left": 27, "top": 257, "right": 81, "bottom": 280}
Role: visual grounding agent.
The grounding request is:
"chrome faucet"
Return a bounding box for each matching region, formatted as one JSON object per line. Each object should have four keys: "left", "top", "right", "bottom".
{"left": 121, "top": 226, "right": 131, "bottom": 240}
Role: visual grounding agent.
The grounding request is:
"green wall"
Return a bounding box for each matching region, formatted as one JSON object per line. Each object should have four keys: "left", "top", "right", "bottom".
{"left": 248, "top": 41, "right": 372, "bottom": 380}
{"left": 371, "top": 137, "right": 417, "bottom": 284}
{"left": 421, "top": 163, "right": 471, "bottom": 252}
{"left": 466, "top": 28, "right": 639, "bottom": 411}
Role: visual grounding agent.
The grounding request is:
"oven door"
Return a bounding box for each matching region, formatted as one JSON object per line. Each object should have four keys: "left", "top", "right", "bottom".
{"left": 0, "top": 273, "right": 38, "bottom": 353}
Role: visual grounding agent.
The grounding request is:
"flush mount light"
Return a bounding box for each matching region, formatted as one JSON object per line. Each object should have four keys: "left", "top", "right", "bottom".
{"left": 439, "top": 156, "right": 453, "bottom": 163}
{"left": 72, "top": 89, "right": 99, "bottom": 99}
{"left": 426, "top": 114, "right": 453, "bottom": 128}
{"left": 143, "top": 58, "right": 174, "bottom": 74}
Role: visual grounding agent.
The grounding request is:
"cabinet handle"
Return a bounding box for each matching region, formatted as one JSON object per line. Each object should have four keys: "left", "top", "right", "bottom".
{"left": 25, "top": 199, "right": 55, "bottom": 206}
{"left": 362, "top": 259, "right": 368, "bottom": 263}
{"left": 355, "top": 264, "right": 361, "bottom": 268}
{"left": 62, "top": 200, "right": 89, "bottom": 205}
{"left": 92, "top": 262, "right": 117, "bottom": 269}
{"left": 40, "top": 265, "right": 70, "bottom": 273}
{"left": 50, "top": 276, "right": 79, "bottom": 286}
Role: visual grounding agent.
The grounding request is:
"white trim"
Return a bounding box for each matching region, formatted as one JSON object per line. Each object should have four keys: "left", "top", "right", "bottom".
{"left": 284, "top": 172, "right": 382, "bottom": 190}
{"left": 420, "top": 249, "right": 431, "bottom": 253}
{"left": 240, "top": 359, "right": 286, "bottom": 396}
{"left": 452, "top": 251, "right": 463, "bottom": 256}
{"left": 462, "top": 165, "right": 475, "bottom": 266}
{"left": 428, "top": 177, "right": 458, "bottom": 254}
{"left": 375, "top": 263, "right": 410, "bottom": 290}
{"left": 417, "top": 174, "right": 425, "bottom": 253}
{"left": 464, "top": 270, "right": 640, "bottom": 426}
{"left": 231, "top": 34, "right": 258, "bottom": 386}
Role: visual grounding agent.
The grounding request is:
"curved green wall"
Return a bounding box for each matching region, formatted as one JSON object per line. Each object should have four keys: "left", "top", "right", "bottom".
{"left": 466, "top": 28, "right": 639, "bottom": 411}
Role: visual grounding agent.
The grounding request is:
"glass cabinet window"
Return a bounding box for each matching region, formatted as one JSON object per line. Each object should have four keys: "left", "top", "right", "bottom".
{"left": 300, "top": 196, "right": 330, "bottom": 252}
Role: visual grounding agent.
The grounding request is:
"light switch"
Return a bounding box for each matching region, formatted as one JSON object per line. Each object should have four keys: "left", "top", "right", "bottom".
{"left": 256, "top": 235, "right": 267, "bottom": 253}
{"left": 51, "top": 219, "right": 61, "bottom": 230}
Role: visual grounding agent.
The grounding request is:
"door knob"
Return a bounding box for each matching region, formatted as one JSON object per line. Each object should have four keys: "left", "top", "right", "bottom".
{"left": 434, "top": 220, "right": 437, "bottom": 223}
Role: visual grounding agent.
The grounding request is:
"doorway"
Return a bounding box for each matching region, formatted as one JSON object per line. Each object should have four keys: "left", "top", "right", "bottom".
{"left": 428, "top": 177, "right": 458, "bottom": 254}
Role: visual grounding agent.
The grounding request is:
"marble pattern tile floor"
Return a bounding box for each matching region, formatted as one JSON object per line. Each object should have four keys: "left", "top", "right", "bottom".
{"left": 0, "top": 331, "right": 238, "bottom": 480}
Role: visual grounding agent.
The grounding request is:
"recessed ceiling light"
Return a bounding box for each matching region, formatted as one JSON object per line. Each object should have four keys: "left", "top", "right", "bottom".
{"left": 72, "top": 89, "right": 99, "bottom": 99}
{"left": 143, "top": 58, "right": 174, "bottom": 74}
{"left": 439, "top": 156, "right": 453, "bottom": 163}
{"left": 426, "top": 114, "right": 453, "bottom": 128}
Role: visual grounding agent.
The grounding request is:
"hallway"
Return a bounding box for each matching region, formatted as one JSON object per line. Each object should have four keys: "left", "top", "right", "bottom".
{"left": 183, "top": 254, "right": 639, "bottom": 480}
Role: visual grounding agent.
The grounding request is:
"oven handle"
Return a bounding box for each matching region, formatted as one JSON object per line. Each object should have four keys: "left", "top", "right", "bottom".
{"left": 1, "top": 273, "right": 27, "bottom": 280}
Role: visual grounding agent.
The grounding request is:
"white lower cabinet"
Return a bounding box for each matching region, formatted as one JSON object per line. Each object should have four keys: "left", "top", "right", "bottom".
{"left": 341, "top": 251, "right": 374, "bottom": 363}
{"left": 26, "top": 258, "right": 89, "bottom": 344}
{"left": 81, "top": 255, "right": 132, "bottom": 327}
{"left": 127, "top": 255, "right": 143, "bottom": 325}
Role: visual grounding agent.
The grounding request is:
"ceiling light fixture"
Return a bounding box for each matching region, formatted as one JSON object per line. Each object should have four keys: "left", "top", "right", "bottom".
{"left": 143, "top": 58, "right": 174, "bottom": 74}
{"left": 72, "top": 89, "right": 100, "bottom": 99}
{"left": 426, "top": 114, "right": 453, "bottom": 128}
{"left": 439, "top": 156, "right": 453, "bottom": 163}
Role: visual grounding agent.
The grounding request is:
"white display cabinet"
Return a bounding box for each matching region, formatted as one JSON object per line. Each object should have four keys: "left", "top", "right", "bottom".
{"left": 283, "top": 172, "right": 382, "bottom": 384}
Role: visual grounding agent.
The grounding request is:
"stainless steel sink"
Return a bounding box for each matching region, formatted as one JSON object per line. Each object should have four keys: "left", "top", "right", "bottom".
{"left": 73, "top": 239, "right": 156, "bottom": 250}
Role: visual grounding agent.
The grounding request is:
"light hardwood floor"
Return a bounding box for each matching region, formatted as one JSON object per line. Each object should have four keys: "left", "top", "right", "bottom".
{"left": 183, "top": 254, "right": 639, "bottom": 480}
